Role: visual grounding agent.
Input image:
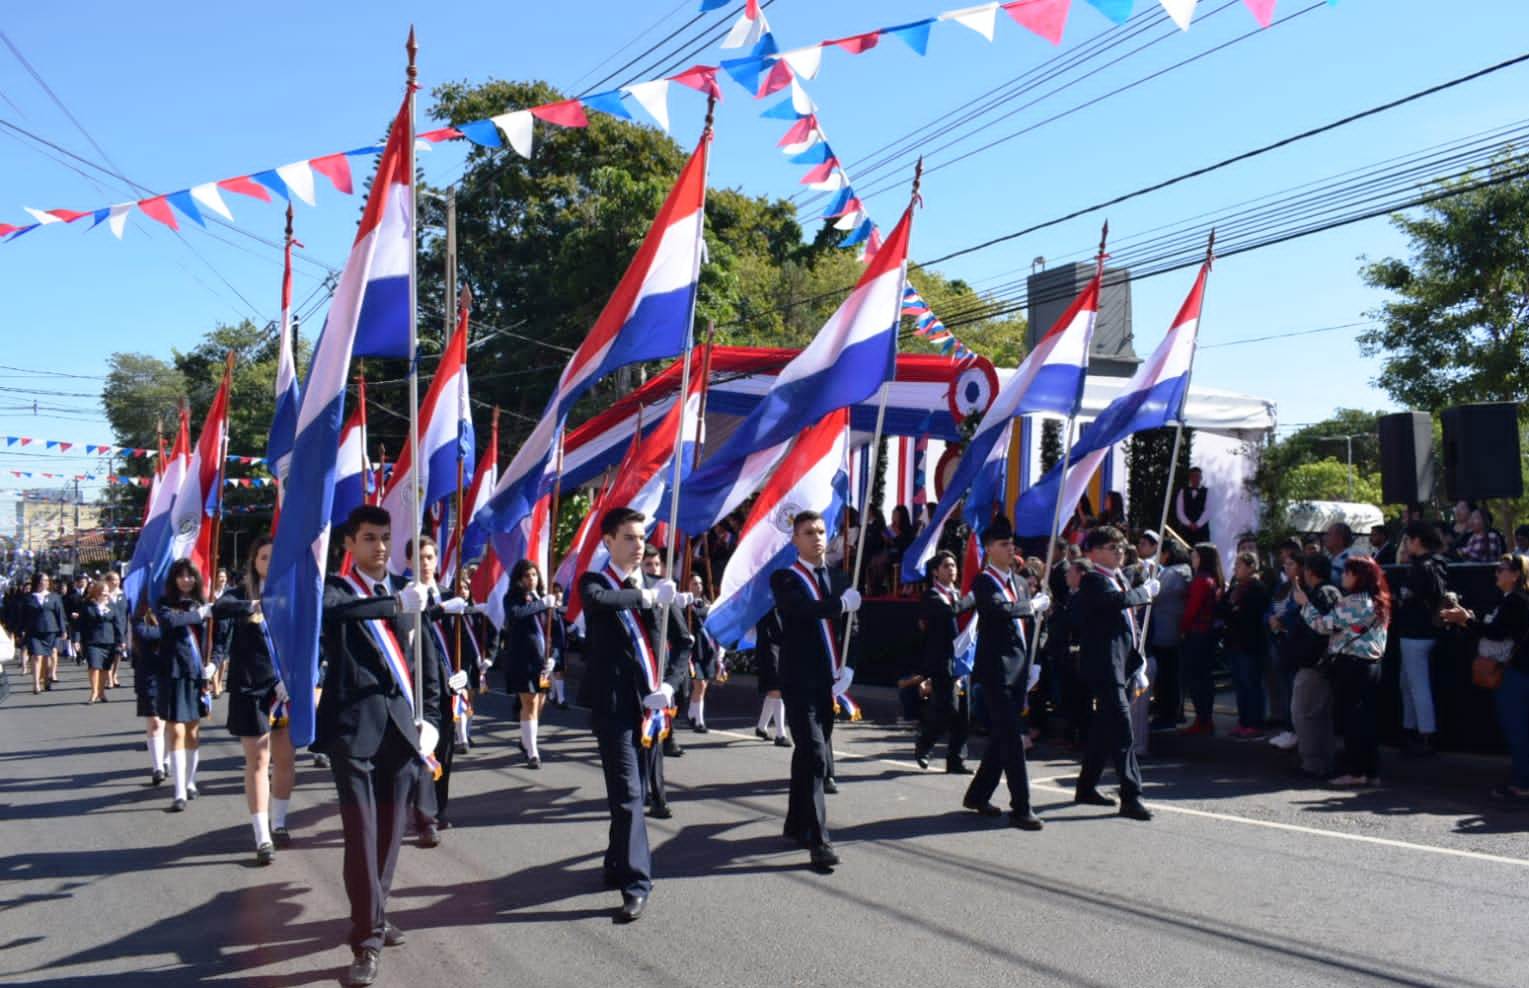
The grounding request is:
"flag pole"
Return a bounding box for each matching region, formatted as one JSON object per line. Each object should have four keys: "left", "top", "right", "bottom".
{"left": 204, "top": 351, "right": 235, "bottom": 657}
{"left": 404, "top": 27, "right": 424, "bottom": 716}
{"left": 681, "top": 322, "right": 717, "bottom": 596}
{"left": 842, "top": 158, "right": 922, "bottom": 663}
{"left": 542, "top": 428, "right": 565, "bottom": 666}
{"left": 1027, "top": 221, "right": 1110, "bottom": 667}
{"left": 1139, "top": 230, "right": 1214, "bottom": 649}
{"left": 656, "top": 94, "right": 717, "bottom": 669}
{"left": 451, "top": 287, "right": 469, "bottom": 674}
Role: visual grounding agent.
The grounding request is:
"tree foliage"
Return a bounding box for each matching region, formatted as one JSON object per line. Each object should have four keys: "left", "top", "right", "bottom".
{"left": 1359, "top": 154, "right": 1529, "bottom": 408}
{"left": 1251, "top": 409, "right": 1388, "bottom": 536}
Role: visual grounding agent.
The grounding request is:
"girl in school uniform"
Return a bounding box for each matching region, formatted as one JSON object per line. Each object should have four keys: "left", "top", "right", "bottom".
{"left": 499, "top": 559, "right": 555, "bottom": 768}
{"left": 77, "top": 580, "right": 126, "bottom": 704}
{"left": 21, "top": 572, "right": 68, "bottom": 694}
{"left": 132, "top": 607, "right": 169, "bottom": 786}
{"left": 155, "top": 559, "right": 214, "bottom": 812}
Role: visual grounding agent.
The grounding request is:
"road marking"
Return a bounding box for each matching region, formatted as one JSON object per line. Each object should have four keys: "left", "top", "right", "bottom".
{"left": 708, "top": 726, "right": 1529, "bottom": 870}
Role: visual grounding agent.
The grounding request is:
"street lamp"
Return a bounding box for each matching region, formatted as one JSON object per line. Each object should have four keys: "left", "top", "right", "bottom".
{"left": 1312, "top": 434, "right": 1369, "bottom": 501}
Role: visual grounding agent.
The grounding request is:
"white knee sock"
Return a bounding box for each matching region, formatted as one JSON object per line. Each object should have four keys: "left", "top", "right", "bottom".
{"left": 454, "top": 715, "right": 470, "bottom": 746}
{"left": 757, "top": 700, "right": 774, "bottom": 731}
{"left": 552, "top": 679, "right": 566, "bottom": 703}
{"left": 270, "top": 797, "right": 290, "bottom": 831}
{"left": 521, "top": 720, "right": 539, "bottom": 760}
{"left": 773, "top": 698, "right": 789, "bottom": 739}
{"left": 189, "top": 748, "right": 200, "bottom": 785}
{"left": 689, "top": 699, "right": 703, "bottom": 725}
{"left": 148, "top": 729, "right": 165, "bottom": 774}
{"left": 170, "top": 749, "right": 188, "bottom": 801}
{"left": 251, "top": 811, "right": 271, "bottom": 847}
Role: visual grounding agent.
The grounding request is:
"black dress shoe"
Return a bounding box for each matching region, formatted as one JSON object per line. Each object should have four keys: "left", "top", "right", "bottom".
{"left": 151, "top": 769, "right": 166, "bottom": 786}
{"left": 169, "top": 798, "right": 187, "bottom": 813}
{"left": 945, "top": 761, "right": 972, "bottom": 775}
{"left": 649, "top": 801, "right": 673, "bottom": 820}
{"left": 809, "top": 842, "right": 840, "bottom": 870}
{"left": 755, "top": 727, "right": 770, "bottom": 741}
{"left": 1009, "top": 810, "right": 1045, "bottom": 831}
{"left": 312, "top": 754, "right": 330, "bottom": 768}
{"left": 822, "top": 777, "right": 839, "bottom": 795}
{"left": 418, "top": 824, "right": 441, "bottom": 848}
{"left": 914, "top": 751, "right": 930, "bottom": 770}
{"left": 664, "top": 741, "right": 685, "bottom": 758}
{"left": 437, "top": 818, "right": 454, "bottom": 831}
{"left": 256, "top": 842, "right": 275, "bottom": 865}
{"left": 346, "top": 947, "right": 380, "bottom": 986}
{"left": 693, "top": 724, "right": 709, "bottom": 734}
{"left": 272, "top": 826, "right": 292, "bottom": 847}
{"left": 1074, "top": 789, "right": 1116, "bottom": 807}
{"left": 617, "top": 892, "right": 647, "bottom": 923}
{"left": 527, "top": 757, "right": 542, "bottom": 770}
{"left": 774, "top": 735, "right": 793, "bottom": 748}
{"left": 962, "top": 799, "right": 1003, "bottom": 817}
{"left": 1118, "top": 801, "right": 1154, "bottom": 822}
{"left": 383, "top": 922, "right": 405, "bottom": 947}
{"left": 453, "top": 741, "right": 468, "bottom": 755}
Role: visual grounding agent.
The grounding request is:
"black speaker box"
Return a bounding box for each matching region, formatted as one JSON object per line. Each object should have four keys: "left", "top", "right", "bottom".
{"left": 1440, "top": 402, "right": 1523, "bottom": 501}
{"left": 1377, "top": 411, "right": 1435, "bottom": 505}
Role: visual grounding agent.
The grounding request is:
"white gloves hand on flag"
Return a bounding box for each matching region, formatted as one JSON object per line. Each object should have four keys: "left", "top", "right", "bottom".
{"left": 397, "top": 584, "right": 426, "bottom": 614}
{"left": 439, "top": 597, "right": 469, "bottom": 616}
{"left": 1029, "top": 593, "right": 1051, "bottom": 616}
{"left": 833, "top": 665, "right": 854, "bottom": 695}
{"left": 540, "top": 594, "right": 557, "bottom": 608}
{"left": 840, "top": 588, "right": 862, "bottom": 613}
{"left": 198, "top": 603, "right": 214, "bottom": 621}
{"left": 1143, "top": 578, "right": 1162, "bottom": 599}
{"left": 1131, "top": 664, "right": 1151, "bottom": 697}
{"left": 447, "top": 670, "right": 468, "bottom": 692}
{"left": 654, "top": 580, "right": 678, "bottom": 607}
{"left": 417, "top": 720, "right": 439, "bottom": 757}
{"left": 672, "top": 592, "right": 695, "bottom": 610}
{"left": 1027, "top": 663, "right": 1042, "bottom": 693}
{"left": 643, "top": 682, "right": 676, "bottom": 711}
{"left": 959, "top": 592, "right": 975, "bottom": 609}
{"left": 202, "top": 662, "right": 217, "bottom": 681}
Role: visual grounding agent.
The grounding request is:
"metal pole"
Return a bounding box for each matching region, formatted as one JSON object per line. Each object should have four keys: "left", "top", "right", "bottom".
{"left": 405, "top": 27, "right": 424, "bottom": 717}
{"left": 1347, "top": 436, "right": 1354, "bottom": 501}
{"left": 444, "top": 189, "right": 463, "bottom": 673}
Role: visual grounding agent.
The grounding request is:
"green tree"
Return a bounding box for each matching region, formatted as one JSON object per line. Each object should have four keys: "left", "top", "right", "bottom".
{"left": 1282, "top": 459, "right": 1385, "bottom": 506}
{"left": 1251, "top": 409, "right": 1389, "bottom": 538}
{"left": 1359, "top": 154, "right": 1529, "bottom": 408}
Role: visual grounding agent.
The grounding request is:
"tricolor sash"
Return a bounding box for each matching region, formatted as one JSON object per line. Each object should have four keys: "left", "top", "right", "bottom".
{"left": 593, "top": 565, "right": 672, "bottom": 746}
{"left": 341, "top": 572, "right": 415, "bottom": 715}
{"left": 787, "top": 561, "right": 860, "bottom": 720}
{"left": 937, "top": 582, "right": 978, "bottom": 680}
{"left": 982, "top": 566, "right": 1028, "bottom": 649}
{"left": 1102, "top": 568, "right": 1143, "bottom": 651}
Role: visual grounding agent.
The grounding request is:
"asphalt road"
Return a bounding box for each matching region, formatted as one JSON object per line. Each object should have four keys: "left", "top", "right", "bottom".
{"left": 2, "top": 659, "right": 1527, "bottom": 988}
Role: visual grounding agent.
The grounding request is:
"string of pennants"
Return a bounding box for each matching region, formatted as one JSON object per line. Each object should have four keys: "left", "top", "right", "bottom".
{"left": 9, "top": 471, "right": 101, "bottom": 481}
{"left": 3, "top": 0, "right": 1327, "bottom": 244}
{"left": 107, "top": 474, "right": 278, "bottom": 488}
{"left": 903, "top": 286, "right": 977, "bottom": 360}
{"left": 2, "top": 435, "right": 268, "bottom": 465}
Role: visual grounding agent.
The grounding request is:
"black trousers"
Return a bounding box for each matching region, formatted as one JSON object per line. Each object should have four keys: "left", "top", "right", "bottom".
{"left": 1148, "top": 642, "right": 1183, "bottom": 724}
{"left": 1334, "top": 656, "right": 1381, "bottom": 778}
{"left": 413, "top": 711, "right": 455, "bottom": 826}
{"left": 594, "top": 719, "right": 652, "bottom": 897}
{"left": 329, "top": 725, "right": 420, "bottom": 951}
{"left": 783, "top": 687, "right": 834, "bottom": 846}
{"left": 965, "top": 683, "right": 1031, "bottom": 813}
{"left": 1076, "top": 677, "right": 1143, "bottom": 801}
{"left": 916, "top": 674, "right": 969, "bottom": 766}
{"left": 645, "top": 734, "right": 667, "bottom": 807}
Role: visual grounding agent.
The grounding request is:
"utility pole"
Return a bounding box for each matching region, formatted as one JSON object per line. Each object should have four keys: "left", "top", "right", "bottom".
{"left": 1314, "top": 434, "right": 1367, "bottom": 501}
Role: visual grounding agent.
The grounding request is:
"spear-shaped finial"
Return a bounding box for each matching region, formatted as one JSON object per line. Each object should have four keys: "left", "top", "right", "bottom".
{"left": 910, "top": 156, "right": 924, "bottom": 210}
{"left": 1097, "top": 220, "right": 1110, "bottom": 264}
{"left": 406, "top": 26, "right": 418, "bottom": 88}
{"left": 1205, "top": 227, "right": 1217, "bottom": 268}
{"left": 284, "top": 202, "right": 294, "bottom": 242}
{"left": 703, "top": 92, "right": 718, "bottom": 135}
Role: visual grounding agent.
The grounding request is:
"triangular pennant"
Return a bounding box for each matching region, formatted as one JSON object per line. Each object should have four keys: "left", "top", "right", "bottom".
{"left": 809, "top": 170, "right": 848, "bottom": 192}
{"left": 827, "top": 31, "right": 881, "bottom": 55}
{"left": 218, "top": 175, "right": 272, "bottom": 202}
{"left": 582, "top": 89, "right": 634, "bottom": 120}
{"left": 828, "top": 195, "right": 862, "bottom": 219}
{"left": 1086, "top": 0, "right": 1133, "bottom": 23}
{"left": 107, "top": 203, "right": 132, "bottom": 239}
{"left": 722, "top": 9, "right": 766, "bottom": 49}
{"left": 778, "top": 114, "right": 817, "bottom": 147}
{"left": 761, "top": 96, "right": 806, "bottom": 120}
{"left": 820, "top": 188, "right": 854, "bottom": 218}
{"left": 310, "top": 153, "right": 355, "bottom": 194}
{"left": 418, "top": 126, "right": 463, "bottom": 143}
{"left": 788, "top": 142, "right": 832, "bottom": 165}
{"left": 833, "top": 209, "right": 864, "bottom": 231}
{"left": 941, "top": 3, "right": 1001, "bottom": 41}
{"left": 46, "top": 208, "right": 91, "bottom": 223}
{"left": 454, "top": 119, "right": 503, "bottom": 148}
{"left": 250, "top": 169, "right": 291, "bottom": 201}
{"left": 790, "top": 77, "right": 815, "bottom": 114}
{"left": 137, "top": 196, "right": 179, "bottom": 230}
{"left": 165, "top": 189, "right": 207, "bottom": 227}
{"left": 758, "top": 57, "right": 794, "bottom": 97}
{"left": 1003, "top": 0, "right": 1072, "bottom": 43}
{"left": 490, "top": 111, "right": 535, "bottom": 158}
{"left": 800, "top": 158, "right": 839, "bottom": 185}
{"left": 624, "top": 79, "right": 671, "bottom": 131}
{"left": 23, "top": 208, "right": 62, "bottom": 225}
{"left": 275, "top": 161, "right": 317, "bottom": 206}
{"left": 1243, "top": 0, "right": 1277, "bottom": 26}
{"left": 779, "top": 45, "right": 824, "bottom": 79}
{"left": 45, "top": 440, "right": 58, "bottom": 449}
{"left": 531, "top": 99, "right": 589, "bottom": 128}
{"left": 720, "top": 55, "right": 767, "bottom": 94}
{"left": 1158, "top": 0, "right": 1198, "bottom": 29}
{"left": 190, "top": 182, "right": 235, "bottom": 220}
{"left": 58, "top": 442, "right": 72, "bottom": 452}
{"left": 885, "top": 19, "right": 936, "bottom": 55}
{"left": 670, "top": 64, "right": 724, "bottom": 100}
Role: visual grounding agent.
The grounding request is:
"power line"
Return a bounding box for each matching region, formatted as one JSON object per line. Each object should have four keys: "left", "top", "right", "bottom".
{"left": 568, "top": 0, "right": 696, "bottom": 95}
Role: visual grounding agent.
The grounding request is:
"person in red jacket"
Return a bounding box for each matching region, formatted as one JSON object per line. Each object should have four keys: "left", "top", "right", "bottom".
{"left": 1178, "top": 543, "right": 1223, "bottom": 736}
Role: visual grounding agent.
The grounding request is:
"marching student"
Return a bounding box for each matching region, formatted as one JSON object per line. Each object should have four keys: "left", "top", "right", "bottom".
{"left": 685, "top": 572, "right": 722, "bottom": 733}
{"left": 638, "top": 546, "right": 694, "bottom": 819}
{"left": 105, "top": 571, "right": 129, "bottom": 689}
{"left": 770, "top": 510, "right": 860, "bottom": 870}
{"left": 78, "top": 579, "right": 125, "bottom": 704}
{"left": 753, "top": 608, "right": 791, "bottom": 746}
{"left": 21, "top": 572, "right": 68, "bottom": 694}
{"left": 500, "top": 559, "right": 556, "bottom": 769}
{"left": 64, "top": 573, "right": 88, "bottom": 667}
{"left": 315, "top": 504, "right": 446, "bottom": 987}
{"left": 209, "top": 567, "right": 233, "bottom": 697}
{"left": 156, "top": 559, "right": 214, "bottom": 812}
{"left": 549, "top": 582, "right": 571, "bottom": 710}
{"left": 406, "top": 536, "right": 469, "bottom": 845}
{"left": 132, "top": 607, "right": 168, "bottom": 786}
{"left": 961, "top": 518, "right": 1048, "bottom": 831}
{"left": 914, "top": 551, "right": 975, "bottom": 773}
{"left": 215, "top": 535, "right": 295, "bottom": 865}
{"left": 579, "top": 507, "right": 682, "bottom": 923}
{"left": 1072, "top": 526, "right": 1160, "bottom": 821}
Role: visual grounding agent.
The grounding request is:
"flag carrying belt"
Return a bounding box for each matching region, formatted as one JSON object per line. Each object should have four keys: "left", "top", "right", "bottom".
{"left": 787, "top": 561, "right": 860, "bottom": 721}
{"left": 594, "top": 565, "right": 673, "bottom": 747}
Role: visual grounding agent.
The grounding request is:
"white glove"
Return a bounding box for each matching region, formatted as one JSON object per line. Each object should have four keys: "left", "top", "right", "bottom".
{"left": 1026, "top": 663, "right": 1042, "bottom": 693}
{"left": 833, "top": 665, "right": 855, "bottom": 695}
{"left": 201, "top": 662, "right": 217, "bottom": 681}
{"left": 477, "top": 658, "right": 492, "bottom": 674}
{"left": 1131, "top": 664, "right": 1151, "bottom": 695}
{"left": 541, "top": 658, "right": 556, "bottom": 676}
{"left": 417, "top": 720, "right": 439, "bottom": 756}
{"left": 397, "top": 583, "right": 426, "bottom": 614}
{"left": 654, "top": 580, "right": 678, "bottom": 606}
{"left": 1142, "top": 578, "right": 1162, "bottom": 598}
{"left": 840, "top": 588, "right": 862, "bottom": 613}
{"left": 447, "top": 670, "right": 468, "bottom": 692}
{"left": 959, "top": 592, "right": 975, "bottom": 609}
{"left": 672, "top": 591, "right": 696, "bottom": 609}
{"left": 639, "top": 588, "right": 658, "bottom": 609}
{"left": 642, "top": 687, "right": 673, "bottom": 711}
{"left": 439, "top": 597, "right": 469, "bottom": 616}
{"left": 540, "top": 594, "right": 557, "bottom": 608}
{"left": 1029, "top": 593, "right": 1051, "bottom": 616}
{"left": 198, "top": 603, "right": 213, "bottom": 621}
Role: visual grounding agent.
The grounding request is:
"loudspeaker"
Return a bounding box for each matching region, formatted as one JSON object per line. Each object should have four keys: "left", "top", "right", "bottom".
{"left": 1378, "top": 411, "right": 1435, "bottom": 505}
{"left": 1440, "top": 402, "right": 1523, "bottom": 501}
{"left": 1027, "top": 262, "right": 1136, "bottom": 378}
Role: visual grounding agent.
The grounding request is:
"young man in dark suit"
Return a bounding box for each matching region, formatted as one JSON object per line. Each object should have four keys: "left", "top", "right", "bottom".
{"left": 316, "top": 505, "right": 452, "bottom": 987}
{"left": 914, "top": 550, "right": 975, "bottom": 773}
{"left": 962, "top": 517, "right": 1049, "bottom": 831}
{"left": 769, "top": 510, "right": 860, "bottom": 871}
{"left": 1073, "top": 525, "right": 1160, "bottom": 822}
{"left": 578, "top": 507, "right": 685, "bottom": 923}
{"left": 637, "top": 543, "right": 694, "bottom": 819}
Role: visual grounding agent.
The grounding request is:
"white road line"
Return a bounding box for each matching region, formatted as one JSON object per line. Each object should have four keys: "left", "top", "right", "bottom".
{"left": 708, "top": 727, "right": 1529, "bottom": 870}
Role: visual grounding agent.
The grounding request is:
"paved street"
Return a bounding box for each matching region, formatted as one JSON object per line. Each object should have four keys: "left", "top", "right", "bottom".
{"left": 2, "top": 660, "right": 1527, "bottom": 988}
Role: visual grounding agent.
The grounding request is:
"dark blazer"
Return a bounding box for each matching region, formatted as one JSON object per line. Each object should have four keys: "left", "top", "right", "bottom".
{"left": 578, "top": 568, "right": 678, "bottom": 727}
{"left": 21, "top": 592, "right": 68, "bottom": 637}
{"left": 920, "top": 585, "right": 974, "bottom": 679}
{"left": 214, "top": 586, "right": 280, "bottom": 697}
{"left": 64, "top": 589, "right": 88, "bottom": 635}
{"left": 642, "top": 572, "right": 695, "bottom": 684}
{"left": 155, "top": 599, "right": 208, "bottom": 680}
{"left": 1074, "top": 566, "right": 1154, "bottom": 687}
{"left": 314, "top": 573, "right": 443, "bottom": 759}
{"left": 77, "top": 600, "right": 124, "bottom": 648}
{"left": 769, "top": 562, "right": 851, "bottom": 695}
{"left": 500, "top": 586, "right": 551, "bottom": 668}
{"left": 971, "top": 568, "right": 1041, "bottom": 690}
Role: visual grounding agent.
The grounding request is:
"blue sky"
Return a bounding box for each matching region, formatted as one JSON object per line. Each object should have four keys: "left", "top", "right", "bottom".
{"left": 2, "top": 0, "right": 1527, "bottom": 514}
